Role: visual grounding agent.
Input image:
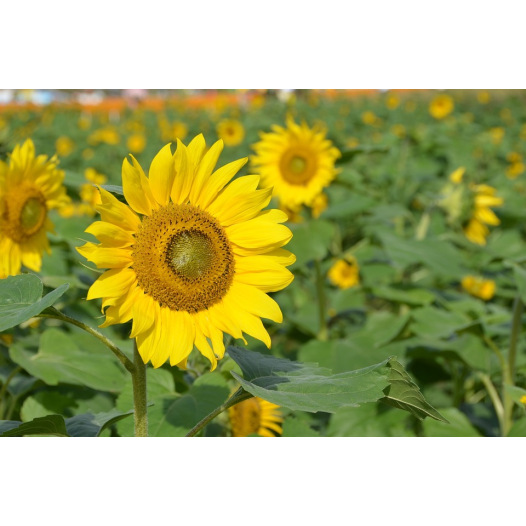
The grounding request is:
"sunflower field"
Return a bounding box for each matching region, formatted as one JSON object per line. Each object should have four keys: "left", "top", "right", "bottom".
{"left": 1, "top": 88, "right": 526, "bottom": 438}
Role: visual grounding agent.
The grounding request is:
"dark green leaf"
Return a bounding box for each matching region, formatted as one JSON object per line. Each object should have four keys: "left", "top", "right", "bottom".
{"left": 0, "top": 415, "right": 68, "bottom": 437}
{"left": 0, "top": 274, "right": 69, "bottom": 332}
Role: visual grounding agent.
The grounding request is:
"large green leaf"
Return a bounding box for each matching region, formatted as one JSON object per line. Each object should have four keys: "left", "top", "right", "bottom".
{"left": 381, "top": 359, "right": 448, "bottom": 422}
{"left": 0, "top": 415, "right": 68, "bottom": 437}
{"left": 0, "top": 410, "right": 134, "bottom": 437}
{"left": 9, "top": 328, "right": 127, "bottom": 392}
{"left": 0, "top": 274, "right": 69, "bottom": 332}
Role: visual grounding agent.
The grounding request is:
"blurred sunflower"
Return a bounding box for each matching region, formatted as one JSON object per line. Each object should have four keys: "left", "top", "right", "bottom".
{"left": 477, "top": 91, "right": 490, "bottom": 104}
{"left": 439, "top": 167, "right": 503, "bottom": 246}
{"left": 55, "top": 136, "right": 75, "bottom": 157}
{"left": 251, "top": 117, "right": 340, "bottom": 209}
{"left": 216, "top": 119, "right": 245, "bottom": 146}
{"left": 429, "top": 94, "right": 454, "bottom": 120}
{"left": 328, "top": 255, "right": 360, "bottom": 290}
{"left": 77, "top": 135, "right": 295, "bottom": 370}
{"left": 229, "top": 396, "right": 283, "bottom": 437}
{"left": 463, "top": 183, "right": 503, "bottom": 245}
{"left": 78, "top": 168, "right": 107, "bottom": 216}
{"left": 127, "top": 133, "right": 146, "bottom": 154}
{"left": 461, "top": 275, "right": 496, "bottom": 300}
{"left": 489, "top": 127, "right": 505, "bottom": 145}
{"left": 0, "top": 139, "right": 69, "bottom": 277}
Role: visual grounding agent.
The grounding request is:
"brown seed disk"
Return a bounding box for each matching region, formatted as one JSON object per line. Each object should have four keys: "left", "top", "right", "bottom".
{"left": 132, "top": 203, "right": 235, "bottom": 313}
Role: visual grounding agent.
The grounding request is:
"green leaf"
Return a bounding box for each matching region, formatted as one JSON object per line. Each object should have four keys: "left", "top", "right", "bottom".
{"left": 9, "top": 328, "right": 127, "bottom": 392}
{"left": 65, "top": 410, "right": 134, "bottom": 437}
{"left": 337, "top": 146, "right": 388, "bottom": 164}
{"left": 228, "top": 346, "right": 390, "bottom": 413}
{"left": 381, "top": 359, "right": 448, "bottom": 422}
{"left": 0, "top": 274, "right": 69, "bottom": 332}
{"left": 411, "top": 306, "right": 472, "bottom": 339}
{"left": 0, "top": 415, "right": 69, "bottom": 437}
{"left": 422, "top": 408, "right": 482, "bottom": 437}
{"left": 99, "top": 184, "right": 124, "bottom": 196}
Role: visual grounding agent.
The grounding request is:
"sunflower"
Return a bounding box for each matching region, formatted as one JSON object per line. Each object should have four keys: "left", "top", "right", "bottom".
{"left": 429, "top": 94, "right": 454, "bottom": 120}
{"left": 463, "top": 183, "right": 503, "bottom": 246}
{"left": 461, "top": 275, "right": 496, "bottom": 300}
{"left": 77, "top": 135, "right": 295, "bottom": 370}
{"left": 328, "top": 255, "right": 360, "bottom": 290}
{"left": 216, "top": 119, "right": 245, "bottom": 146}
{"left": 0, "top": 139, "right": 69, "bottom": 277}
{"left": 229, "top": 396, "right": 283, "bottom": 437}
{"left": 250, "top": 117, "right": 340, "bottom": 209}
{"left": 439, "top": 168, "right": 503, "bottom": 246}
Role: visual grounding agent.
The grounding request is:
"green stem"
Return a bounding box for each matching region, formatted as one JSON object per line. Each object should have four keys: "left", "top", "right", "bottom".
{"left": 508, "top": 296, "right": 523, "bottom": 383}
{"left": 478, "top": 373, "right": 505, "bottom": 435}
{"left": 314, "top": 260, "right": 328, "bottom": 341}
{"left": 186, "top": 388, "right": 253, "bottom": 437}
{"left": 38, "top": 307, "right": 134, "bottom": 374}
{"left": 131, "top": 342, "right": 148, "bottom": 437}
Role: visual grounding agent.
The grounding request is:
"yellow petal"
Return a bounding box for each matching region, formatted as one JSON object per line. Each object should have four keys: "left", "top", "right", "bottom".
{"left": 234, "top": 256, "right": 294, "bottom": 293}
{"left": 86, "top": 268, "right": 137, "bottom": 300}
{"left": 148, "top": 143, "right": 175, "bottom": 206}
{"left": 96, "top": 186, "right": 141, "bottom": 232}
{"left": 122, "top": 155, "right": 158, "bottom": 215}
{"left": 228, "top": 282, "right": 283, "bottom": 322}
{"left": 194, "top": 157, "right": 247, "bottom": 209}
{"left": 130, "top": 291, "right": 157, "bottom": 338}
{"left": 169, "top": 310, "right": 196, "bottom": 367}
{"left": 77, "top": 243, "right": 133, "bottom": 269}
{"left": 188, "top": 139, "right": 224, "bottom": 204}
{"left": 85, "top": 221, "right": 135, "bottom": 247}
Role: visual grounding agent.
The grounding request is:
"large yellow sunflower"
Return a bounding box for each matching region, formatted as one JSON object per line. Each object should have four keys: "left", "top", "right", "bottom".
{"left": 250, "top": 117, "right": 340, "bottom": 209}
{"left": 0, "top": 139, "right": 69, "bottom": 277}
{"left": 77, "top": 135, "right": 295, "bottom": 370}
{"left": 229, "top": 396, "right": 283, "bottom": 437}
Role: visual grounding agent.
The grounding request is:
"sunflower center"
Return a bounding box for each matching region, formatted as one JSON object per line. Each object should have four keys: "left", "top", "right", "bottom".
{"left": 132, "top": 203, "right": 235, "bottom": 313}
{"left": 0, "top": 185, "right": 47, "bottom": 243}
{"left": 280, "top": 148, "right": 317, "bottom": 185}
{"left": 167, "top": 230, "right": 215, "bottom": 279}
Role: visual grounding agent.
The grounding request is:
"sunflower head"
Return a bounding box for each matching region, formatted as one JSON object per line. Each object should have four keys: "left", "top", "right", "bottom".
{"left": 77, "top": 135, "right": 295, "bottom": 370}
{"left": 0, "top": 139, "right": 69, "bottom": 277}
{"left": 250, "top": 117, "right": 340, "bottom": 210}
{"left": 229, "top": 396, "right": 283, "bottom": 437}
{"left": 216, "top": 119, "right": 245, "bottom": 146}
{"left": 429, "top": 94, "right": 454, "bottom": 120}
{"left": 328, "top": 255, "right": 360, "bottom": 290}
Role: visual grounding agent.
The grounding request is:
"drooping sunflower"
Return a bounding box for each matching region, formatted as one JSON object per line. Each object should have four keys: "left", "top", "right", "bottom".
{"left": 77, "top": 135, "right": 295, "bottom": 370}
{"left": 461, "top": 275, "right": 496, "bottom": 301}
{"left": 439, "top": 167, "right": 503, "bottom": 246}
{"left": 250, "top": 117, "right": 340, "bottom": 209}
{"left": 216, "top": 119, "right": 245, "bottom": 146}
{"left": 463, "top": 183, "right": 503, "bottom": 246}
{"left": 229, "top": 396, "right": 283, "bottom": 437}
{"left": 0, "top": 139, "right": 70, "bottom": 277}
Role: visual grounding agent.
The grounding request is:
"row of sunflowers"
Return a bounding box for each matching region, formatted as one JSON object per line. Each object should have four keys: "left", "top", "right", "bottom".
{"left": 1, "top": 89, "right": 526, "bottom": 437}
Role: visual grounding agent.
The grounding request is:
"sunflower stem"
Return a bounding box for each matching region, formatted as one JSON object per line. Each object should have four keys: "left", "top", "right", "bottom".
{"left": 314, "top": 259, "right": 328, "bottom": 341}
{"left": 131, "top": 342, "right": 148, "bottom": 437}
{"left": 38, "top": 307, "right": 135, "bottom": 374}
{"left": 185, "top": 387, "right": 253, "bottom": 437}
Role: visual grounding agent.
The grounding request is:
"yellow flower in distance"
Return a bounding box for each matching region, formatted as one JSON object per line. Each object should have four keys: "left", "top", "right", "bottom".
{"left": 463, "top": 183, "right": 503, "bottom": 246}
{"left": 489, "top": 127, "right": 505, "bottom": 145}
{"left": 449, "top": 167, "right": 465, "bottom": 184}
{"left": 0, "top": 139, "right": 69, "bottom": 277}
{"left": 216, "top": 119, "right": 245, "bottom": 147}
{"left": 506, "top": 162, "right": 525, "bottom": 180}
{"left": 477, "top": 91, "right": 490, "bottom": 105}
{"left": 361, "top": 111, "right": 380, "bottom": 126}
{"left": 461, "top": 275, "right": 496, "bottom": 300}
{"left": 429, "top": 94, "right": 454, "bottom": 120}
{"left": 386, "top": 93, "right": 400, "bottom": 110}
{"left": 127, "top": 133, "right": 146, "bottom": 154}
{"left": 77, "top": 136, "right": 295, "bottom": 370}
{"left": 229, "top": 396, "right": 283, "bottom": 437}
{"left": 328, "top": 255, "right": 360, "bottom": 290}
{"left": 55, "top": 136, "right": 75, "bottom": 157}
{"left": 251, "top": 117, "right": 340, "bottom": 209}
